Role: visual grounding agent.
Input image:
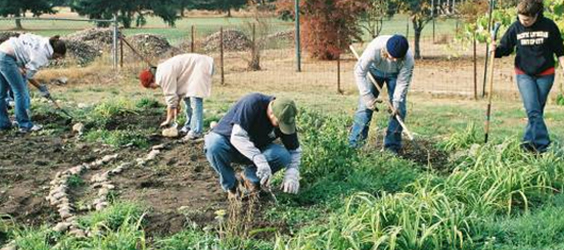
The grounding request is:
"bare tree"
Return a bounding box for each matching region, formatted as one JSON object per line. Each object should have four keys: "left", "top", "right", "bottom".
{"left": 359, "top": 0, "right": 390, "bottom": 39}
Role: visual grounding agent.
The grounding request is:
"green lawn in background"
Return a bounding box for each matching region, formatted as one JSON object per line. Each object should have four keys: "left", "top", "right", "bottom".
{"left": 0, "top": 13, "right": 462, "bottom": 45}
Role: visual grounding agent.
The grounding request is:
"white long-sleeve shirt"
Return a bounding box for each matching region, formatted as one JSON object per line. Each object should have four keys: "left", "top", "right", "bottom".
{"left": 354, "top": 35, "right": 415, "bottom": 107}
{"left": 7, "top": 33, "right": 53, "bottom": 79}
{"left": 155, "top": 53, "right": 214, "bottom": 108}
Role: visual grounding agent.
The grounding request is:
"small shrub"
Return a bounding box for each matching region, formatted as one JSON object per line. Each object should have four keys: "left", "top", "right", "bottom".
{"left": 84, "top": 129, "right": 150, "bottom": 148}
{"left": 557, "top": 93, "right": 564, "bottom": 106}
{"left": 66, "top": 175, "right": 85, "bottom": 188}
{"left": 135, "top": 97, "right": 162, "bottom": 109}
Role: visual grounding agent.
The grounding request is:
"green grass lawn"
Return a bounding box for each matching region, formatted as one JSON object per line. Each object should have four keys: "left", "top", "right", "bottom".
{"left": 0, "top": 13, "right": 462, "bottom": 45}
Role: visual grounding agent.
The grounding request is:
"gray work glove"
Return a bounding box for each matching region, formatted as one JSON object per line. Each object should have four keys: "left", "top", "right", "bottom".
{"left": 362, "top": 94, "right": 382, "bottom": 111}
{"left": 38, "top": 84, "right": 51, "bottom": 98}
{"left": 281, "top": 168, "right": 299, "bottom": 194}
{"left": 254, "top": 155, "right": 272, "bottom": 187}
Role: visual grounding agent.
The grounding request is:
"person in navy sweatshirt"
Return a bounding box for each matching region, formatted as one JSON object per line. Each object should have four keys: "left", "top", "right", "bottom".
{"left": 492, "top": 0, "right": 564, "bottom": 153}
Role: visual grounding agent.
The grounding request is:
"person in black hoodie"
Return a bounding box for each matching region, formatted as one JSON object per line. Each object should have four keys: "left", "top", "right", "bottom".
{"left": 491, "top": 0, "right": 564, "bottom": 153}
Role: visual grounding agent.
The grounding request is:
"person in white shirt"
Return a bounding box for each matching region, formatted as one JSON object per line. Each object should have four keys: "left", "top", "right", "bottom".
{"left": 349, "top": 35, "right": 415, "bottom": 154}
{"left": 139, "top": 53, "right": 214, "bottom": 140}
{"left": 0, "top": 34, "right": 66, "bottom": 133}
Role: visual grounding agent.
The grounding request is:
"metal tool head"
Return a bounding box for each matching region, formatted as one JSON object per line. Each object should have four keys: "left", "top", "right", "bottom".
{"left": 492, "top": 22, "right": 502, "bottom": 40}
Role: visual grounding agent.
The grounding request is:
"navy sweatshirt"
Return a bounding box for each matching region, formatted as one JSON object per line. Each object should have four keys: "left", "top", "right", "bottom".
{"left": 495, "top": 16, "right": 564, "bottom": 76}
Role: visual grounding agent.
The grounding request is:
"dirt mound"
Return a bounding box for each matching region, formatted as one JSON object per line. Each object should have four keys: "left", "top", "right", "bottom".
{"left": 266, "top": 29, "right": 294, "bottom": 42}
{"left": 62, "top": 39, "right": 101, "bottom": 65}
{"left": 0, "top": 32, "right": 21, "bottom": 44}
{"left": 202, "top": 29, "right": 252, "bottom": 52}
{"left": 64, "top": 28, "right": 114, "bottom": 51}
{"left": 125, "top": 33, "right": 181, "bottom": 59}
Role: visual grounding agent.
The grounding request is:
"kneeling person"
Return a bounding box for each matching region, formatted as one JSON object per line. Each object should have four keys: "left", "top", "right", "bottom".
{"left": 205, "top": 93, "right": 301, "bottom": 198}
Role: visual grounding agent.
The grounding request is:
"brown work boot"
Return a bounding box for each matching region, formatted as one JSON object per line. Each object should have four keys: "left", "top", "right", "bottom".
{"left": 239, "top": 173, "right": 260, "bottom": 195}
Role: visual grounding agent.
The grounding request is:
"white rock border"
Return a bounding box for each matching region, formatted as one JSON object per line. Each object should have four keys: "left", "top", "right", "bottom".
{"left": 46, "top": 154, "right": 118, "bottom": 236}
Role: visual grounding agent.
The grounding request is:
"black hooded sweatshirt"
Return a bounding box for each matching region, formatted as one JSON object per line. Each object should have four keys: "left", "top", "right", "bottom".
{"left": 495, "top": 15, "right": 564, "bottom": 76}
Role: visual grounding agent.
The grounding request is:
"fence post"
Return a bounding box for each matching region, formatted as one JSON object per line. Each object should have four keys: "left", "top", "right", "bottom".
{"left": 473, "top": 32, "right": 478, "bottom": 100}
{"left": 432, "top": 0, "right": 436, "bottom": 43}
{"left": 191, "top": 25, "right": 195, "bottom": 53}
{"left": 120, "top": 30, "right": 124, "bottom": 68}
{"left": 337, "top": 55, "right": 342, "bottom": 94}
{"left": 112, "top": 14, "right": 119, "bottom": 69}
{"left": 220, "top": 26, "right": 225, "bottom": 85}
{"left": 295, "top": 0, "right": 301, "bottom": 72}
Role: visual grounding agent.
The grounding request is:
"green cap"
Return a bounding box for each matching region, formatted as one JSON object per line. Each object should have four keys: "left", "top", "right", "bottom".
{"left": 272, "top": 97, "right": 297, "bottom": 135}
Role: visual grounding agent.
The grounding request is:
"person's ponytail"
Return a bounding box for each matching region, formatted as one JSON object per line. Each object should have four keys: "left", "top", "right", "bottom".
{"left": 49, "top": 35, "right": 66, "bottom": 56}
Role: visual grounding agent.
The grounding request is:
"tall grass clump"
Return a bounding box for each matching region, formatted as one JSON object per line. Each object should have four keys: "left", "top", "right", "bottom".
{"left": 275, "top": 123, "right": 564, "bottom": 250}
{"left": 11, "top": 226, "right": 52, "bottom": 250}
{"left": 439, "top": 123, "right": 481, "bottom": 152}
{"left": 0, "top": 216, "right": 12, "bottom": 246}
{"left": 78, "top": 202, "right": 144, "bottom": 232}
{"left": 275, "top": 188, "right": 478, "bottom": 250}
{"left": 293, "top": 109, "right": 421, "bottom": 205}
{"left": 443, "top": 140, "right": 564, "bottom": 215}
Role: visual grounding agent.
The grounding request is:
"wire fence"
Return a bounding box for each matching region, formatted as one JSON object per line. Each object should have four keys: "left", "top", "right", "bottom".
{"left": 0, "top": 16, "right": 555, "bottom": 101}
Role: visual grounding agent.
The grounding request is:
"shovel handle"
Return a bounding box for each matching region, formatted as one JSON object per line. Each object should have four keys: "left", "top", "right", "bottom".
{"left": 349, "top": 45, "right": 415, "bottom": 141}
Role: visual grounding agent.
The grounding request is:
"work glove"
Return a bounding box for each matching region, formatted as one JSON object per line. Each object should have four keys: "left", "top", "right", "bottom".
{"left": 281, "top": 168, "right": 299, "bottom": 194}
{"left": 362, "top": 94, "right": 382, "bottom": 111}
{"left": 254, "top": 156, "right": 272, "bottom": 187}
{"left": 38, "top": 84, "right": 51, "bottom": 98}
{"left": 388, "top": 103, "right": 400, "bottom": 118}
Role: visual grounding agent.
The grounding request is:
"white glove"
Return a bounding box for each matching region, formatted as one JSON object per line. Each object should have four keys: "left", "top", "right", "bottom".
{"left": 281, "top": 168, "right": 300, "bottom": 194}
{"left": 254, "top": 155, "right": 272, "bottom": 187}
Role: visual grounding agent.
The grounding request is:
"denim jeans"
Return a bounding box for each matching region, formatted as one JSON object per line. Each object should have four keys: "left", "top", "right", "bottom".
{"left": 182, "top": 96, "right": 203, "bottom": 134}
{"left": 0, "top": 52, "right": 33, "bottom": 130}
{"left": 204, "top": 132, "right": 291, "bottom": 191}
{"left": 516, "top": 74, "right": 554, "bottom": 152}
{"left": 348, "top": 67, "right": 407, "bottom": 152}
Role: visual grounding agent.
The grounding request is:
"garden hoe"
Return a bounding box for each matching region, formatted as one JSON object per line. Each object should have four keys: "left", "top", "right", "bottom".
{"left": 484, "top": 22, "right": 502, "bottom": 144}
{"left": 46, "top": 95, "right": 74, "bottom": 119}
{"left": 32, "top": 83, "right": 74, "bottom": 119}
{"left": 349, "top": 45, "right": 428, "bottom": 159}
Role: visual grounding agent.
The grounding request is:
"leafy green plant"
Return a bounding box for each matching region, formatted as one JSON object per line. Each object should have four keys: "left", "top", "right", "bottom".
{"left": 66, "top": 175, "right": 85, "bottom": 188}
{"left": 557, "top": 93, "right": 564, "bottom": 106}
{"left": 78, "top": 202, "right": 144, "bottom": 232}
{"left": 135, "top": 97, "right": 162, "bottom": 109}
{"left": 84, "top": 129, "right": 151, "bottom": 148}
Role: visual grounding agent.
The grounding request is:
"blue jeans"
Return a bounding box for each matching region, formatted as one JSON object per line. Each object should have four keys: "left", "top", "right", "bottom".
{"left": 182, "top": 97, "right": 203, "bottom": 134}
{"left": 204, "top": 132, "right": 291, "bottom": 191}
{"left": 516, "top": 74, "right": 554, "bottom": 152}
{"left": 349, "top": 68, "right": 407, "bottom": 152}
{"left": 0, "top": 52, "right": 33, "bottom": 130}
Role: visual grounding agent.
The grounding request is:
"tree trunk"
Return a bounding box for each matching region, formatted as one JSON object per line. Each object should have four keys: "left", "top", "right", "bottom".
{"left": 227, "top": 8, "right": 232, "bottom": 18}
{"left": 414, "top": 28, "right": 422, "bottom": 59}
{"left": 15, "top": 12, "right": 23, "bottom": 30}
